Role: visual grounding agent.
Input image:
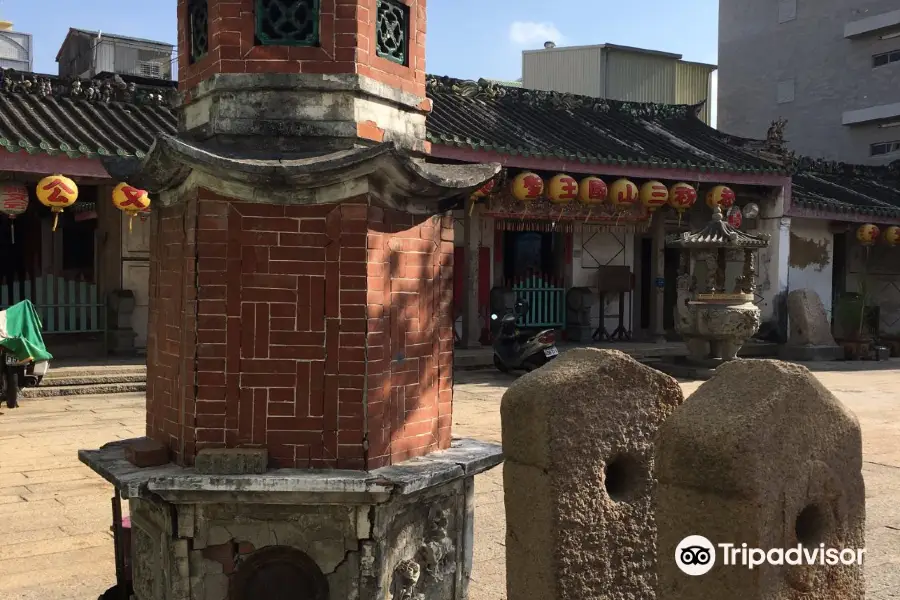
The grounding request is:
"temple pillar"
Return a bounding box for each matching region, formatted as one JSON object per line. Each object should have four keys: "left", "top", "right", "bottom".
{"left": 460, "top": 206, "right": 481, "bottom": 348}
{"left": 649, "top": 209, "right": 666, "bottom": 341}
{"left": 757, "top": 186, "right": 791, "bottom": 339}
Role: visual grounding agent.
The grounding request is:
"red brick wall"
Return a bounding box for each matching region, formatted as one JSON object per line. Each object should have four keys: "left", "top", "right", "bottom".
{"left": 145, "top": 189, "right": 453, "bottom": 470}
{"left": 177, "top": 0, "right": 427, "bottom": 99}
{"left": 145, "top": 195, "right": 199, "bottom": 464}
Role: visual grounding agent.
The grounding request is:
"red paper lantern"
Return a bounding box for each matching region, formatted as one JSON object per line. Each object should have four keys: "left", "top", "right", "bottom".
{"left": 639, "top": 180, "right": 669, "bottom": 213}
{"left": 608, "top": 178, "right": 638, "bottom": 211}
{"left": 726, "top": 206, "right": 743, "bottom": 229}
{"left": 668, "top": 182, "right": 697, "bottom": 214}
{"left": 0, "top": 183, "right": 28, "bottom": 220}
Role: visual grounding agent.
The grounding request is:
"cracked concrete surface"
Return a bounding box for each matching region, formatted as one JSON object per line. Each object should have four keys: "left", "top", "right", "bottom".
{"left": 1, "top": 361, "right": 900, "bottom": 599}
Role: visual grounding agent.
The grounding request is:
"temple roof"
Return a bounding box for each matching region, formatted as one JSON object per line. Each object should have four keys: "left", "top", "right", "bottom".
{"left": 0, "top": 69, "right": 177, "bottom": 160}
{"left": 666, "top": 208, "right": 770, "bottom": 249}
{"left": 425, "top": 76, "right": 786, "bottom": 175}
{"left": 790, "top": 159, "right": 900, "bottom": 219}
{"left": 0, "top": 68, "right": 899, "bottom": 222}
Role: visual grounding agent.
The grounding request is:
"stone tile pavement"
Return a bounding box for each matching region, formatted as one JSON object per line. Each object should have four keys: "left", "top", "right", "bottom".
{"left": 1, "top": 361, "right": 899, "bottom": 599}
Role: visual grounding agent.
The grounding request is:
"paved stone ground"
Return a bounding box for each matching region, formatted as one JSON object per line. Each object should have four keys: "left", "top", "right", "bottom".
{"left": 0, "top": 361, "right": 899, "bottom": 599}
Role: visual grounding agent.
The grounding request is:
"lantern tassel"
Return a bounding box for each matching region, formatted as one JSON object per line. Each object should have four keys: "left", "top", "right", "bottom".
{"left": 128, "top": 214, "right": 134, "bottom": 233}
{"left": 468, "top": 197, "right": 476, "bottom": 216}
{"left": 52, "top": 212, "right": 59, "bottom": 232}
{"left": 9, "top": 221, "right": 14, "bottom": 245}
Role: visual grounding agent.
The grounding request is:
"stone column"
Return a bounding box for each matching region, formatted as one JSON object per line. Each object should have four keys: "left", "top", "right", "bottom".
{"left": 757, "top": 186, "right": 791, "bottom": 338}
{"left": 649, "top": 209, "right": 666, "bottom": 342}
{"left": 460, "top": 207, "right": 481, "bottom": 348}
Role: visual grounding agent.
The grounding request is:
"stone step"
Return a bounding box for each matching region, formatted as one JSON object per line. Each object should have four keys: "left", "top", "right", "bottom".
{"left": 21, "top": 381, "right": 147, "bottom": 399}
{"left": 41, "top": 372, "right": 147, "bottom": 387}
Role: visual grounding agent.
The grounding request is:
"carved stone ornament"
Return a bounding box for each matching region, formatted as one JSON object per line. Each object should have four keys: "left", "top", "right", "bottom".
{"left": 389, "top": 560, "right": 424, "bottom": 600}
{"left": 0, "top": 68, "right": 176, "bottom": 107}
{"left": 420, "top": 508, "right": 457, "bottom": 582}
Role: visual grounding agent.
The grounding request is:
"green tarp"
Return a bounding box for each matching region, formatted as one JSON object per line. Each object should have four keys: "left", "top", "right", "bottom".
{"left": 0, "top": 300, "right": 52, "bottom": 362}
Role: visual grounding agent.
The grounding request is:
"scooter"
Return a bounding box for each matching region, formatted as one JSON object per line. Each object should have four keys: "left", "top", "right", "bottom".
{"left": 0, "top": 352, "right": 49, "bottom": 409}
{"left": 491, "top": 299, "right": 560, "bottom": 373}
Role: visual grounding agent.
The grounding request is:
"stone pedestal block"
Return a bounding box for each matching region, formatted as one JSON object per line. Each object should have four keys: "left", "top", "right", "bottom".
{"left": 80, "top": 438, "right": 502, "bottom": 600}
{"left": 500, "top": 348, "right": 684, "bottom": 600}
{"left": 655, "top": 359, "right": 865, "bottom": 599}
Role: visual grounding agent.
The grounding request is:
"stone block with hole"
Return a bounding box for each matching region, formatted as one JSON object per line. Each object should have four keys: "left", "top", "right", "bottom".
{"left": 655, "top": 359, "right": 865, "bottom": 599}
{"left": 500, "top": 348, "right": 684, "bottom": 600}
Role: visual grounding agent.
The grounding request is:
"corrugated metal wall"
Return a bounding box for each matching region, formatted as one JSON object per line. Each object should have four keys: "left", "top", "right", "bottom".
{"left": 676, "top": 62, "right": 715, "bottom": 124}
{"left": 604, "top": 51, "right": 677, "bottom": 104}
{"left": 521, "top": 46, "right": 716, "bottom": 126}
{"left": 0, "top": 31, "right": 31, "bottom": 71}
{"left": 522, "top": 47, "right": 603, "bottom": 97}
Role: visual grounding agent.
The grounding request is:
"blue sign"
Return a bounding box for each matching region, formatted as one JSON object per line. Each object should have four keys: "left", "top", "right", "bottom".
{"left": 655, "top": 277, "right": 666, "bottom": 288}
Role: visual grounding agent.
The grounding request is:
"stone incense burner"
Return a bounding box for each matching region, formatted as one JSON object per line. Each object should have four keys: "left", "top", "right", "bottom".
{"left": 667, "top": 206, "right": 770, "bottom": 363}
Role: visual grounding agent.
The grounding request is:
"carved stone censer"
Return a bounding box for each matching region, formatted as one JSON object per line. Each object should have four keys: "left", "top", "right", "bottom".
{"left": 666, "top": 206, "right": 770, "bottom": 363}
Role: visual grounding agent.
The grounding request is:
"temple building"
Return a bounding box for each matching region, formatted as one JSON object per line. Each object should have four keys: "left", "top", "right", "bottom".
{"left": 0, "top": 52, "right": 898, "bottom": 354}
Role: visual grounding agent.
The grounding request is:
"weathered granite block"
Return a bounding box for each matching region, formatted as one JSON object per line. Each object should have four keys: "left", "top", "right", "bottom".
{"left": 501, "top": 348, "right": 684, "bottom": 600}
{"left": 655, "top": 360, "right": 865, "bottom": 599}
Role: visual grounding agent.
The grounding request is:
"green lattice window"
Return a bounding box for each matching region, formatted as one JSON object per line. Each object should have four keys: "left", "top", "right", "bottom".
{"left": 187, "top": 0, "right": 209, "bottom": 64}
{"left": 375, "top": 0, "right": 409, "bottom": 65}
{"left": 256, "top": 0, "right": 320, "bottom": 46}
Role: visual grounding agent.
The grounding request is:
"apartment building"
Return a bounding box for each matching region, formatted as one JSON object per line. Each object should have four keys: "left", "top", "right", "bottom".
{"left": 521, "top": 43, "right": 717, "bottom": 125}
{"left": 718, "top": 0, "right": 900, "bottom": 164}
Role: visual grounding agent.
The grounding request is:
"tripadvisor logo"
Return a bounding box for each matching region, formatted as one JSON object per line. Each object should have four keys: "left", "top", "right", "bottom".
{"left": 675, "top": 535, "right": 865, "bottom": 576}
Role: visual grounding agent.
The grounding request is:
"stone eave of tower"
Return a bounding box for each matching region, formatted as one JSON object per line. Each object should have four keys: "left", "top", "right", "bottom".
{"left": 108, "top": 134, "right": 500, "bottom": 215}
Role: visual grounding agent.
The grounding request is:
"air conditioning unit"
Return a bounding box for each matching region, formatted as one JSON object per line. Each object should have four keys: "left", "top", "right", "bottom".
{"left": 138, "top": 60, "right": 162, "bottom": 79}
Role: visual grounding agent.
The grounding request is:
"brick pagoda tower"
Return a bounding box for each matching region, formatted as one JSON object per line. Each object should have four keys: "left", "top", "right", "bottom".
{"left": 82, "top": 1, "right": 503, "bottom": 598}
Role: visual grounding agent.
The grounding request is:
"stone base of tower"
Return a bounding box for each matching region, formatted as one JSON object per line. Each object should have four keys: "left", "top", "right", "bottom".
{"left": 81, "top": 438, "right": 501, "bottom": 600}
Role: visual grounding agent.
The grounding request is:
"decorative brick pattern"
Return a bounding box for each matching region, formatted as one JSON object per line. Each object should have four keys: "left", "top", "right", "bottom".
{"left": 176, "top": 0, "right": 426, "bottom": 98}
{"left": 145, "top": 189, "right": 453, "bottom": 470}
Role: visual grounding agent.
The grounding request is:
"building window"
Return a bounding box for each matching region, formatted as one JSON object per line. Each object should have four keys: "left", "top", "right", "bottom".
{"left": 256, "top": 0, "right": 320, "bottom": 46}
{"left": 187, "top": 0, "right": 209, "bottom": 64}
{"left": 139, "top": 61, "right": 163, "bottom": 79}
{"left": 873, "top": 50, "right": 900, "bottom": 68}
{"left": 778, "top": 0, "right": 796, "bottom": 23}
{"left": 777, "top": 79, "right": 795, "bottom": 104}
{"left": 375, "top": 0, "right": 409, "bottom": 65}
{"left": 870, "top": 140, "right": 900, "bottom": 156}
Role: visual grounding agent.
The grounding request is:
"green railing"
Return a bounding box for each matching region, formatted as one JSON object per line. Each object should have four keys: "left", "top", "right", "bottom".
{"left": 0, "top": 274, "right": 103, "bottom": 334}
{"left": 509, "top": 273, "right": 565, "bottom": 328}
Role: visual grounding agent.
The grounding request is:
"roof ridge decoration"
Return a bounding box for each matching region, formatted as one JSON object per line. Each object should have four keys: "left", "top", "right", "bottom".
{"left": 793, "top": 155, "right": 900, "bottom": 180}
{"left": 0, "top": 68, "right": 178, "bottom": 108}
{"left": 424, "top": 74, "right": 704, "bottom": 120}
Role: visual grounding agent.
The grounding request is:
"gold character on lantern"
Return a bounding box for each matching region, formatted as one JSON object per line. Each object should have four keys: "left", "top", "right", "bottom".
{"left": 36, "top": 174, "right": 78, "bottom": 231}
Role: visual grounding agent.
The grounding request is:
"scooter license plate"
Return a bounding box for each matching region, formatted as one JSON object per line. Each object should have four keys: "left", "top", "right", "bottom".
{"left": 544, "top": 347, "right": 559, "bottom": 358}
{"left": 4, "top": 355, "right": 17, "bottom": 366}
